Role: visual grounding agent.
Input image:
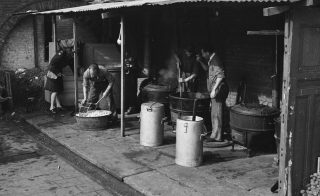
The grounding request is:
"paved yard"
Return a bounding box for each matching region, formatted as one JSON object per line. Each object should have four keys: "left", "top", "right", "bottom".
{"left": 0, "top": 120, "right": 112, "bottom": 196}
{"left": 22, "top": 111, "right": 279, "bottom": 196}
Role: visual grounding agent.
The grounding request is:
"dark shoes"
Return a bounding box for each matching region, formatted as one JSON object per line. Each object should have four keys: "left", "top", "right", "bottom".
{"left": 56, "top": 107, "right": 65, "bottom": 112}
{"left": 49, "top": 107, "right": 65, "bottom": 114}
{"left": 50, "top": 108, "right": 57, "bottom": 114}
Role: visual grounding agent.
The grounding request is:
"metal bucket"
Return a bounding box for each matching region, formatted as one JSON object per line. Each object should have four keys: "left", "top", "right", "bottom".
{"left": 175, "top": 116, "right": 205, "bottom": 167}
{"left": 140, "top": 102, "right": 164, "bottom": 147}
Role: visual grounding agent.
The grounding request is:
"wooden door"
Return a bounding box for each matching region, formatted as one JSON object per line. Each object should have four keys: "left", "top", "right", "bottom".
{"left": 279, "top": 7, "right": 320, "bottom": 196}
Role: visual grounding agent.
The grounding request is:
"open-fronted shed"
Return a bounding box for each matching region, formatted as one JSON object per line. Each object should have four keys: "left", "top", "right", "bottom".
{"left": 30, "top": 0, "right": 320, "bottom": 195}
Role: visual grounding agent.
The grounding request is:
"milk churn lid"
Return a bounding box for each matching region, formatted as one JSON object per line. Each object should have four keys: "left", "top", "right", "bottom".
{"left": 230, "top": 103, "right": 280, "bottom": 117}
{"left": 142, "top": 102, "right": 164, "bottom": 109}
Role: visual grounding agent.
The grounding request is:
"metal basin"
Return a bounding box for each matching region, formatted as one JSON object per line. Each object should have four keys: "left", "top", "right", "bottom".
{"left": 75, "top": 110, "right": 111, "bottom": 129}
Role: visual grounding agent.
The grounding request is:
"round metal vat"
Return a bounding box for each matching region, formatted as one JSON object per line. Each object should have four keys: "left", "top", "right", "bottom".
{"left": 140, "top": 102, "right": 164, "bottom": 147}
{"left": 230, "top": 103, "right": 280, "bottom": 132}
{"left": 141, "top": 84, "right": 173, "bottom": 117}
{"left": 230, "top": 103, "right": 279, "bottom": 152}
{"left": 141, "top": 84, "right": 172, "bottom": 104}
{"left": 169, "top": 92, "right": 211, "bottom": 127}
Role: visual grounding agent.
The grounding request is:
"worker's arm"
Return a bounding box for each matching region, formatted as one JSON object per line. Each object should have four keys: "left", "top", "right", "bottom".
{"left": 210, "top": 77, "right": 223, "bottom": 98}
{"left": 82, "top": 86, "right": 88, "bottom": 103}
{"left": 101, "top": 70, "right": 114, "bottom": 98}
{"left": 102, "top": 82, "right": 113, "bottom": 98}
{"left": 81, "top": 70, "right": 90, "bottom": 104}
{"left": 180, "top": 73, "right": 197, "bottom": 83}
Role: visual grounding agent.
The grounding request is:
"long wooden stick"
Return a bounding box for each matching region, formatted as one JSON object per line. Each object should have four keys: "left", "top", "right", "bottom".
{"left": 177, "top": 63, "right": 182, "bottom": 97}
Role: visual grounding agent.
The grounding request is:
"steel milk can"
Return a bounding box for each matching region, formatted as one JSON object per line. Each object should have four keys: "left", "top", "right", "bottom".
{"left": 140, "top": 102, "right": 164, "bottom": 146}
{"left": 175, "top": 116, "right": 205, "bottom": 167}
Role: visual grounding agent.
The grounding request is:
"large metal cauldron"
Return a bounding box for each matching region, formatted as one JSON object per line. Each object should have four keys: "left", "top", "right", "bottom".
{"left": 230, "top": 103, "right": 280, "bottom": 154}
{"left": 141, "top": 84, "right": 174, "bottom": 117}
{"left": 142, "top": 84, "right": 172, "bottom": 103}
{"left": 169, "top": 92, "right": 211, "bottom": 127}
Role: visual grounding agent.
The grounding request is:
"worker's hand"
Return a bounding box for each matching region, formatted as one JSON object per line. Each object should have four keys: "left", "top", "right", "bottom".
{"left": 210, "top": 90, "right": 217, "bottom": 99}
{"left": 178, "top": 78, "right": 185, "bottom": 83}
{"left": 47, "top": 71, "right": 57, "bottom": 79}
{"left": 81, "top": 99, "right": 87, "bottom": 105}
{"left": 196, "top": 55, "right": 202, "bottom": 62}
{"left": 57, "top": 73, "right": 64, "bottom": 77}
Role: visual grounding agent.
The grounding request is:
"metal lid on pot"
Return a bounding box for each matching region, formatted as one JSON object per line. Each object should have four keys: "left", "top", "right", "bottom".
{"left": 142, "top": 102, "right": 164, "bottom": 109}
{"left": 230, "top": 103, "right": 280, "bottom": 116}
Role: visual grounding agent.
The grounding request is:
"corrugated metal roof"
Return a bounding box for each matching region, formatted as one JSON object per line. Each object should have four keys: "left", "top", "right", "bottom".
{"left": 36, "top": 0, "right": 301, "bottom": 15}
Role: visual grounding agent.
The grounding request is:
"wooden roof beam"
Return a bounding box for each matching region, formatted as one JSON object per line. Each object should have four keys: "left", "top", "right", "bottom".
{"left": 303, "top": 0, "right": 320, "bottom": 6}
{"left": 263, "top": 6, "right": 290, "bottom": 16}
{"left": 101, "top": 12, "right": 120, "bottom": 19}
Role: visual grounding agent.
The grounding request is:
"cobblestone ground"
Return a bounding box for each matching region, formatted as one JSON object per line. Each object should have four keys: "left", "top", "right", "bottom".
{"left": 0, "top": 120, "right": 112, "bottom": 196}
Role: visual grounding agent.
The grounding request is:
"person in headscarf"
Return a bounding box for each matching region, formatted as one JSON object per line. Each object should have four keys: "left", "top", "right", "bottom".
{"left": 45, "top": 50, "right": 68, "bottom": 114}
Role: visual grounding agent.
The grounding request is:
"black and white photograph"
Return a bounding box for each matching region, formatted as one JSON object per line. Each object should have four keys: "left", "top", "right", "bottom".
{"left": 0, "top": 0, "right": 319, "bottom": 195}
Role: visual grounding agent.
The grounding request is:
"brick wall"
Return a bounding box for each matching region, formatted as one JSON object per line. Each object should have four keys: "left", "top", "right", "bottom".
{"left": 1, "top": 16, "right": 35, "bottom": 70}
{"left": 219, "top": 9, "right": 283, "bottom": 107}
{"left": 222, "top": 35, "right": 276, "bottom": 107}
{"left": 151, "top": 6, "right": 283, "bottom": 107}
{"left": 0, "top": 0, "right": 85, "bottom": 70}
{"left": 36, "top": 16, "right": 46, "bottom": 68}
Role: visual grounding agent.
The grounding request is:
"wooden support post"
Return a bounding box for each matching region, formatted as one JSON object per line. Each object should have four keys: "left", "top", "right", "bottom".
{"left": 278, "top": 15, "right": 292, "bottom": 196}
{"left": 120, "top": 16, "right": 125, "bottom": 137}
{"left": 52, "top": 15, "right": 57, "bottom": 54}
{"left": 73, "top": 19, "right": 79, "bottom": 113}
{"left": 272, "top": 35, "right": 279, "bottom": 109}
{"left": 33, "top": 16, "right": 39, "bottom": 68}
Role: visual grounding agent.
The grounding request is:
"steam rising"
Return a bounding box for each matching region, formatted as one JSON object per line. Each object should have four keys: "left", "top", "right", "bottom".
{"left": 157, "top": 53, "right": 179, "bottom": 90}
